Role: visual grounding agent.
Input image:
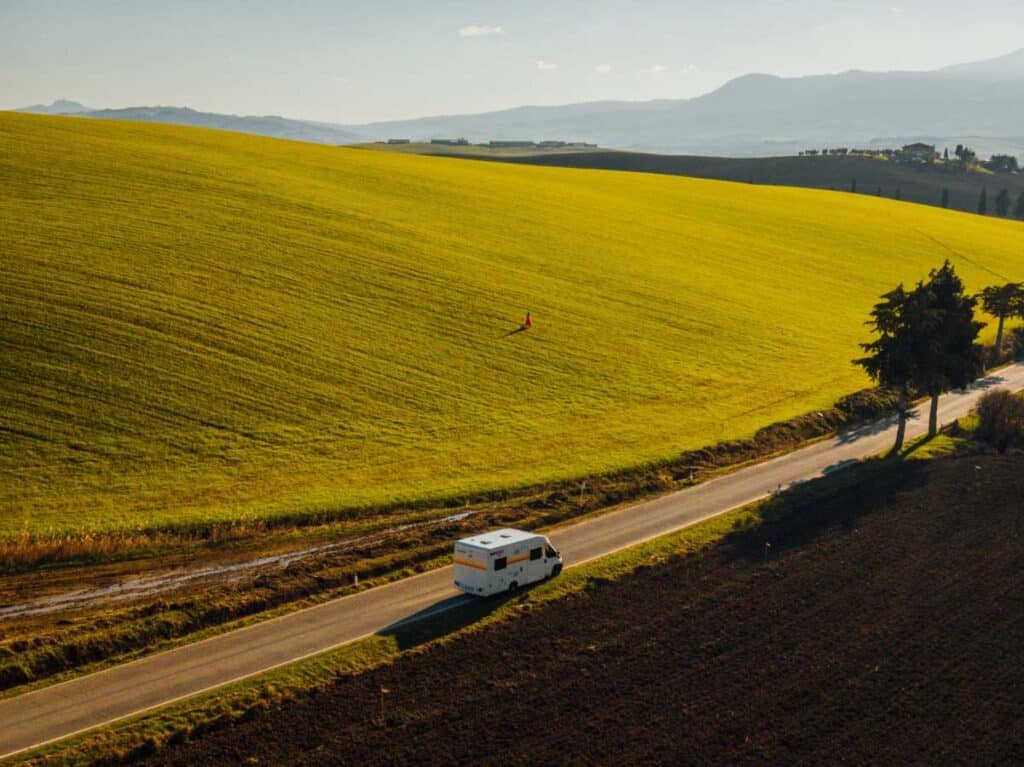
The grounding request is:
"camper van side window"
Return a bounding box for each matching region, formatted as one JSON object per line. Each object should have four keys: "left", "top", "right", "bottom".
{"left": 529, "top": 547, "right": 542, "bottom": 561}
{"left": 494, "top": 557, "right": 507, "bottom": 571}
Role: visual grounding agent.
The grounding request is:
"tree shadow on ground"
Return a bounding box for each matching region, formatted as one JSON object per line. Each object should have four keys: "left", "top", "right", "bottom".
{"left": 724, "top": 456, "right": 930, "bottom": 564}
{"left": 955, "top": 374, "right": 1006, "bottom": 394}
{"left": 837, "top": 409, "right": 916, "bottom": 445}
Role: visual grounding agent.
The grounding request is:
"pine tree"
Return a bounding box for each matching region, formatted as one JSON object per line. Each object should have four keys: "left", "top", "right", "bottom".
{"left": 856, "top": 262, "right": 985, "bottom": 449}
{"left": 979, "top": 283, "right": 1024, "bottom": 364}
{"left": 919, "top": 262, "right": 985, "bottom": 436}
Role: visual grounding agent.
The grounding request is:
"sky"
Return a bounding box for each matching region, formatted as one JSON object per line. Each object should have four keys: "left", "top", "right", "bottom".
{"left": 1, "top": 0, "right": 1022, "bottom": 125}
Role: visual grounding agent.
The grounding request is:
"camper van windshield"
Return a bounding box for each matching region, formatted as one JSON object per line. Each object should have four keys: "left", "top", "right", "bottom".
{"left": 546, "top": 546, "right": 558, "bottom": 558}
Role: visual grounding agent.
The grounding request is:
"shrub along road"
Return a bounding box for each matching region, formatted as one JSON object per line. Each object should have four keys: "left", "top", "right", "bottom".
{"left": 1, "top": 362, "right": 1023, "bottom": 761}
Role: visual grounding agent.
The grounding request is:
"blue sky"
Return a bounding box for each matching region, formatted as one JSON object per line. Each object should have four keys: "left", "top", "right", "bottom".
{"left": 1, "top": 0, "right": 1021, "bottom": 124}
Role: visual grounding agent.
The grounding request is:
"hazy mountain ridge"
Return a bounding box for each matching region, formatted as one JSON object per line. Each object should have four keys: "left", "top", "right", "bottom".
{"left": 17, "top": 99, "right": 94, "bottom": 115}
{"left": 13, "top": 102, "right": 365, "bottom": 145}
{"left": 345, "top": 56, "right": 1024, "bottom": 155}
{"left": 14, "top": 49, "right": 1024, "bottom": 155}
{"left": 83, "top": 106, "right": 365, "bottom": 144}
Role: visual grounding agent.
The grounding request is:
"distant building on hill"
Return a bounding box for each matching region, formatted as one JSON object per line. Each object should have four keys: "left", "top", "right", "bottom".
{"left": 430, "top": 138, "right": 469, "bottom": 146}
{"left": 489, "top": 140, "right": 537, "bottom": 149}
{"left": 538, "top": 140, "right": 567, "bottom": 149}
{"left": 898, "top": 143, "right": 938, "bottom": 164}
{"left": 387, "top": 138, "right": 410, "bottom": 145}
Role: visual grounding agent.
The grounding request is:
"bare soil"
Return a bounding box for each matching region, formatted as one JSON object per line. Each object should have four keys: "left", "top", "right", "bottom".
{"left": 144, "top": 454, "right": 1024, "bottom": 767}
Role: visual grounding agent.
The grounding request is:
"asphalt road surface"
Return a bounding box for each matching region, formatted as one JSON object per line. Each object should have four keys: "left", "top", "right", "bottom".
{"left": 2, "top": 363, "right": 1022, "bottom": 761}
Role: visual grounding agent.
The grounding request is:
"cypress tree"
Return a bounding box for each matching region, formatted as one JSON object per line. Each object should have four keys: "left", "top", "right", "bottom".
{"left": 978, "top": 187, "right": 988, "bottom": 215}
{"left": 941, "top": 188, "right": 950, "bottom": 208}
{"left": 995, "top": 189, "right": 1010, "bottom": 217}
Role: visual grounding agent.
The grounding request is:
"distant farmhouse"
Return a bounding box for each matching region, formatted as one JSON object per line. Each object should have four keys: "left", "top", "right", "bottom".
{"left": 431, "top": 138, "right": 469, "bottom": 146}
{"left": 386, "top": 138, "right": 410, "bottom": 145}
{"left": 897, "top": 143, "right": 939, "bottom": 164}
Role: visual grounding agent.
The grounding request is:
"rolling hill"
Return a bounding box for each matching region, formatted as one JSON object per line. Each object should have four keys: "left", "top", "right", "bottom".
{"left": 393, "top": 145, "right": 1024, "bottom": 217}
{"left": 2, "top": 112, "right": 1023, "bottom": 538}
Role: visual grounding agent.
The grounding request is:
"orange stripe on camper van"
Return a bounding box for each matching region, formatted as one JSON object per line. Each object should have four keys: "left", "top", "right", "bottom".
{"left": 507, "top": 555, "right": 529, "bottom": 565}
{"left": 453, "top": 557, "right": 487, "bottom": 571}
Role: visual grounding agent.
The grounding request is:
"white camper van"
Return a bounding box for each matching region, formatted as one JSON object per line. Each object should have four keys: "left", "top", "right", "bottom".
{"left": 453, "top": 528, "right": 563, "bottom": 597}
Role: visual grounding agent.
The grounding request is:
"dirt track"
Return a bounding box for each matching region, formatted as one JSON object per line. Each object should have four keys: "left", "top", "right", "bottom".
{"left": 146, "top": 455, "right": 1024, "bottom": 766}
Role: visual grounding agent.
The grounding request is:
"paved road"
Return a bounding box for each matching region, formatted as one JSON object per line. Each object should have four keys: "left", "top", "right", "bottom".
{"left": 2, "top": 363, "right": 1023, "bottom": 761}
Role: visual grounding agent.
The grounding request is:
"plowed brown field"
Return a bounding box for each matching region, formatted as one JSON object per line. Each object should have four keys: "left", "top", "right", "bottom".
{"left": 145, "top": 455, "right": 1024, "bottom": 766}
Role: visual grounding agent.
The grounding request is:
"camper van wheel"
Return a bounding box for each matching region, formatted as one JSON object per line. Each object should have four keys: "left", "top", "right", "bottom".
{"left": 508, "top": 581, "right": 519, "bottom": 595}
{"left": 552, "top": 564, "right": 563, "bottom": 578}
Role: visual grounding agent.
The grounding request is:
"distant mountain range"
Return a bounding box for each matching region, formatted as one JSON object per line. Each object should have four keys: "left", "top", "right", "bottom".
{"left": 18, "top": 99, "right": 95, "bottom": 115}
{"left": 14, "top": 49, "right": 1024, "bottom": 156}
{"left": 344, "top": 49, "right": 1024, "bottom": 156}
{"left": 14, "top": 103, "right": 363, "bottom": 145}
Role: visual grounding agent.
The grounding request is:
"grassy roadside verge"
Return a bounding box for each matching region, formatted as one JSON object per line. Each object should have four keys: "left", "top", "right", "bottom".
{"left": 9, "top": 434, "right": 968, "bottom": 767}
{"left": 3, "top": 387, "right": 901, "bottom": 574}
{"left": 10, "top": 502, "right": 758, "bottom": 766}
{"left": 0, "top": 387, "right": 904, "bottom": 696}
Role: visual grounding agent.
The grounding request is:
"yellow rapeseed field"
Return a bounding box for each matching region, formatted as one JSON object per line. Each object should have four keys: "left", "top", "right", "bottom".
{"left": 2, "top": 112, "right": 1022, "bottom": 537}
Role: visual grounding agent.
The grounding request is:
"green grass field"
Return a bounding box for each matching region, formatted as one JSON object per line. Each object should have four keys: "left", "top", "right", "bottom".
{"left": 2, "top": 112, "right": 1023, "bottom": 538}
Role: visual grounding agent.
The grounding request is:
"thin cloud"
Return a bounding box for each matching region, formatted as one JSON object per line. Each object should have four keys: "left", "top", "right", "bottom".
{"left": 331, "top": 76, "right": 348, "bottom": 83}
{"left": 643, "top": 64, "right": 668, "bottom": 74}
{"left": 458, "top": 24, "right": 504, "bottom": 37}
{"left": 680, "top": 64, "right": 699, "bottom": 74}
{"left": 536, "top": 60, "right": 558, "bottom": 70}
{"left": 595, "top": 64, "right": 613, "bottom": 74}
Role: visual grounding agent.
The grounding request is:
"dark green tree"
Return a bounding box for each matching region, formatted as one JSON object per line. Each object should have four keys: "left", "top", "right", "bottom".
{"left": 855, "top": 284, "right": 934, "bottom": 452}
{"left": 941, "top": 188, "right": 950, "bottom": 208}
{"left": 978, "top": 187, "right": 988, "bottom": 215}
{"left": 917, "top": 262, "right": 986, "bottom": 436}
{"left": 1016, "top": 191, "right": 1024, "bottom": 220}
{"left": 895, "top": 185, "right": 902, "bottom": 201}
{"left": 996, "top": 189, "right": 1011, "bottom": 217}
{"left": 979, "top": 283, "right": 1024, "bottom": 364}
{"left": 876, "top": 185, "right": 882, "bottom": 196}
{"left": 856, "top": 262, "right": 986, "bottom": 450}
{"left": 851, "top": 177, "right": 857, "bottom": 193}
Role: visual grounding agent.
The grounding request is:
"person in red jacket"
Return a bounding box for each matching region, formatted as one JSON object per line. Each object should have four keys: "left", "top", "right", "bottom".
{"left": 523, "top": 311, "right": 532, "bottom": 329}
